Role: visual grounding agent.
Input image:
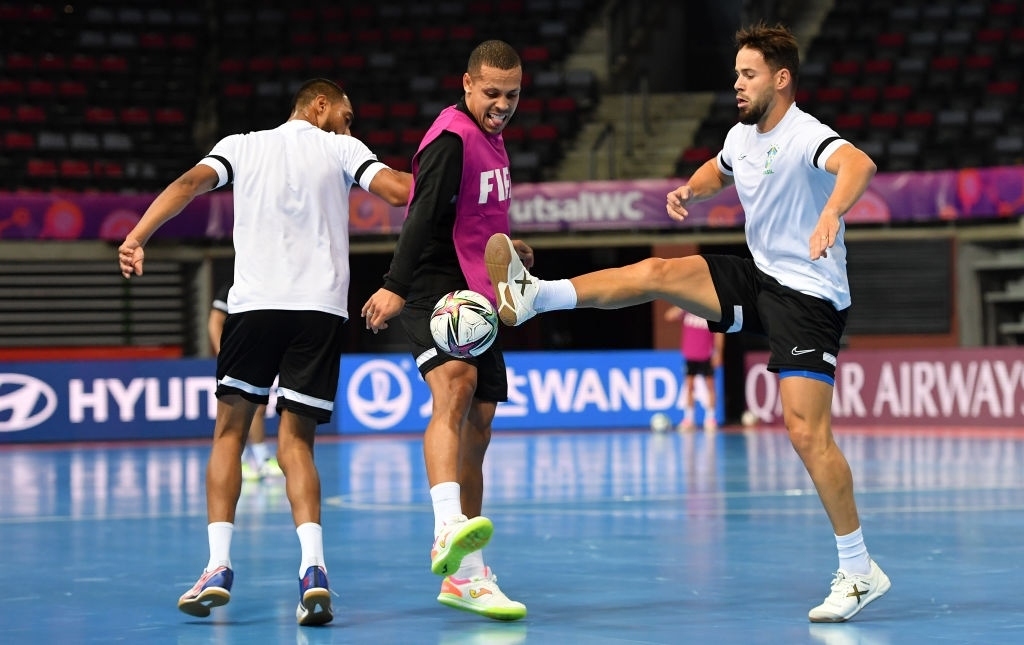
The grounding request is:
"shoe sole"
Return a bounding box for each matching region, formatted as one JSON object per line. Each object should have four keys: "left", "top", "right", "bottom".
{"left": 430, "top": 516, "right": 494, "bottom": 576}
{"left": 296, "top": 588, "right": 333, "bottom": 626}
{"left": 437, "top": 592, "right": 527, "bottom": 621}
{"left": 177, "top": 588, "right": 230, "bottom": 618}
{"left": 808, "top": 574, "right": 892, "bottom": 623}
{"left": 484, "top": 234, "right": 520, "bottom": 326}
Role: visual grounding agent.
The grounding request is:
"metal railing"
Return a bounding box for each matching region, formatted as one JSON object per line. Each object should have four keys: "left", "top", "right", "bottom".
{"left": 589, "top": 123, "right": 616, "bottom": 180}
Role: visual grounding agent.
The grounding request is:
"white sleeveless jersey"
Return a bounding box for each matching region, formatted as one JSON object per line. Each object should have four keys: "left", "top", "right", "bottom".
{"left": 200, "top": 120, "right": 385, "bottom": 318}
{"left": 717, "top": 104, "right": 851, "bottom": 309}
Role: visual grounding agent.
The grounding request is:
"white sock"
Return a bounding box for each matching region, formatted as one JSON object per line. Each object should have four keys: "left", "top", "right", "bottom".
{"left": 534, "top": 279, "right": 577, "bottom": 313}
{"left": 836, "top": 527, "right": 871, "bottom": 575}
{"left": 296, "top": 522, "right": 325, "bottom": 576}
{"left": 453, "top": 549, "right": 486, "bottom": 580}
{"left": 206, "top": 521, "right": 233, "bottom": 571}
{"left": 250, "top": 442, "right": 270, "bottom": 464}
{"left": 430, "top": 482, "right": 462, "bottom": 536}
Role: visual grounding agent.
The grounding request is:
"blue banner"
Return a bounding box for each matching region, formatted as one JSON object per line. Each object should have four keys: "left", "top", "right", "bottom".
{"left": 0, "top": 351, "right": 724, "bottom": 443}
{"left": 0, "top": 359, "right": 278, "bottom": 443}
{"left": 339, "top": 350, "right": 723, "bottom": 434}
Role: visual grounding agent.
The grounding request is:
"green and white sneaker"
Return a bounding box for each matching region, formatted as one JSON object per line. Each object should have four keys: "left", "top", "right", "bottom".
{"left": 241, "top": 460, "right": 261, "bottom": 482}
{"left": 259, "top": 457, "right": 284, "bottom": 478}
{"left": 430, "top": 514, "right": 493, "bottom": 577}
{"left": 437, "top": 566, "right": 527, "bottom": 621}
{"left": 808, "top": 559, "right": 891, "bottom": 623}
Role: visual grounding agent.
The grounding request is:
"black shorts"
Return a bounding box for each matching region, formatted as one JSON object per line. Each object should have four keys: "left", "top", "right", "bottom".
{"left": 398, "top": 299, "right": 508, "bottom": 403}
{"left": 685, "top": 359, "right": 714, "bottom": 377}
{"left": 704, "top": 254, "right": 848, "bottom": 380}
{"left": 216, "top": 309, "right": 346, "bottom": 424}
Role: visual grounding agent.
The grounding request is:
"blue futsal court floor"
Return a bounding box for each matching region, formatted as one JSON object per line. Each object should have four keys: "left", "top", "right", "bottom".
{"left": 2, "top": 425, "right": 1023, "bottom": 644}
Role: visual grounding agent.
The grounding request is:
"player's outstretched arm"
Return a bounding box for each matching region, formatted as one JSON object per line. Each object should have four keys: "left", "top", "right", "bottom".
{"left": 810, "top": 143, "right": 876, "bottom": 260}
{"left": 368, "top": 168, "right": 413, "bottom": 207}
{"left": 666, "top": 157, "right": 732, "bottom": 221}
{"left": 119, "top": 164, "right": 219, "bottom": 278}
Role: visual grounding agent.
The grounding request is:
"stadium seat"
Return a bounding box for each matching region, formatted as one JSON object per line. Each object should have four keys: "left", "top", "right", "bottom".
{"left": 307, "top": 55, "right": 334, "bottom": 75}
{"left": 514, "top": 97, "right": 545, "bottom": 128}
{"left": 868, "top": 112, "right": 900, "bottom": 131}
{"left": 926, "top": 56, "right": 960, "bottom": 91}
{"left": 365, "top": 130, "right": 397, "bottom": 150}
{"left": 388, "top": 102, "right": 419, "bottom": 123}
{"left": 120, "top": 107, "right": 152, "bottom": 127}
{"left": 861, "top": 59, "right": 893, "bottom": 86}
{"left": 847, "top": 85, "right": 879, "bottom": 114}
{"left": 26, "top": 158, "right": 57, "bottom": 179}
{"left": 400, "top": 127, "right": 427, "bottom": 147}
{"left": 4, "top": 132, "right": 35, "bottom": 151}
{"left": 154, "top": 108, "right": 186, "bottom": 126}
{"left": 59, "top": 159, "right": 92, "bottom": 180}
{"left": 69, "top": 131, "right": 101, "bottom": 152}
{"left": 834, "top": 113, "right": 865, "bottom": 135}
{"left": 814, "top": 87, "right": 845, "bottom": 105}
{"left": 15, "top": 104, "right": 46, "bottom": 125}
{"left": 84, "top": 106, "right": 117, "bottom": 126}
{"left": 356, "top": 102, "right": 386, "bottom": 130}
{"left": 546, "top": 96, "right": 579, "bottom": 135}
{"left": 527, "top": 123, "right": 560, "bottom": 166}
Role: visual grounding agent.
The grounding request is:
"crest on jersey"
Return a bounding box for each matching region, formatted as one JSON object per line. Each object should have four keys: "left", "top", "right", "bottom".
{"left": 763, "top": 144, "right": 779, "bottom": 175}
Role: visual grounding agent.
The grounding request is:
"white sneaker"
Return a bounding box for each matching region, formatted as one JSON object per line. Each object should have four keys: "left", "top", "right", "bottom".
{"left": 430, "top": 515, "right": 494, "bottom": 576}
{"left": 485, "top": 233, "right": 538, "bottom": 326}
{"left": 808, "top": 559, "right": 891, "bottom": 623}
{"left": 437, "top": 566, "right": 527, "bottom": 621}
{"left": 241, "top": 461, "right": 262, "bottom": 482}
{"left": 259, "top": 457, "right": 284, "bottom": 478}
{"left": 704, "top": 416, "right": 718, "bottom": 431}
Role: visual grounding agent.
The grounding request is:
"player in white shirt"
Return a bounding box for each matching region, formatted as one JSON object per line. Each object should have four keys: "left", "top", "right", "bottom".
{"left": 118, "top": 78, "right": 411, "bottom": 626}
{"left": 484, "top": 23, "right": 889, "bottom": 623}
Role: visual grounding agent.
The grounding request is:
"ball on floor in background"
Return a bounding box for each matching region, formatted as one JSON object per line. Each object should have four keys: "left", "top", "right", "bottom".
{"left": 430, "top": 290, "right": 499, "bottom": 358}
{"left": 649, "top": 412, "right": 672, "bottom": 433}
{"left": 741, "top": 409, "right": 759, "bottom": 428}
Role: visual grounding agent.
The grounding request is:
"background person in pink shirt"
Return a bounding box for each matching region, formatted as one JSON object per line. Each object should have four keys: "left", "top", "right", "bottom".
{"left": 665, "top": 305, "right": 724, "bottom": 430}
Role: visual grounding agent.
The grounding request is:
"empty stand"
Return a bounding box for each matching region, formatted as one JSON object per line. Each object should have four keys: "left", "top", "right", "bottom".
{"left": 674, "top": 0, "right": 1023, "bottom": 174}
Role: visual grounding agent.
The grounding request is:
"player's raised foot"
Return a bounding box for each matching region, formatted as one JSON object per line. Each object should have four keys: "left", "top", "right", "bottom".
{"left": 808, "top": 559, "right": 890, "bottom": 623}
{"left": 485, "top": 233, "right": 538, "bottom": 326}
{"left": 296, "top": 565, "right": 333, "bottom": 626}
{"left": 178, "top": 566, "right": 233, "bottom": 617}
{"left": 431, "top": 514, "right": 494, "bottom": 576}
{"left": 437, "top": 567, "right": 527, "bottom": 621}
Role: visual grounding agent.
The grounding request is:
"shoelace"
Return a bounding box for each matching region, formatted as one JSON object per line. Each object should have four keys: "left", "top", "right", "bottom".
{"left": 829, "top": 570, "right": 847, "bottom": 588}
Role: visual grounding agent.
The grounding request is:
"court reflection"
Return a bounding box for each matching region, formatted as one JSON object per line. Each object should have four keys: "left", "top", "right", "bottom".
{"left": 335, "top": 430, "right": 725, "bottom": 507}
{"left": 3, "top": 429, "right": 1024, "bottom": 523}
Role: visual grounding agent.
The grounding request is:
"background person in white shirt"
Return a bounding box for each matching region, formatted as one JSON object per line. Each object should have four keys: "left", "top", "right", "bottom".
{"left": 485, "top": 23, "right": 888, "bottom": 623}
{"left": 119, "top": 78, "right": 411, "bottom": 626}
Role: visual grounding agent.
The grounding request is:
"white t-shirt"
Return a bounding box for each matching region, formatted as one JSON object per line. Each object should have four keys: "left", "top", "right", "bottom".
{"left": 199, "top": 120, "right": 386, "bottom": 318}
{"left": 718, "top": 104, "right": 851, "bottom": 309}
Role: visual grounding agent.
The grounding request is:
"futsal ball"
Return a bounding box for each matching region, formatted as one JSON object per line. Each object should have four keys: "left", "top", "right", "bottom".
{"left": 430, "top": 290, "right": 499, "bottom": 358}
{"left": 649, "top": 412, "right": 672, "bottom": 433}
{"left": 741, "top": 409, "right": 759, "bottom": 427}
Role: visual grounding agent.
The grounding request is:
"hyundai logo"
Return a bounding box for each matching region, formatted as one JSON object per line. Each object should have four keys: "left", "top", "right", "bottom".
{"left": 0, "top": 373, "right": 58, "bottom": 432}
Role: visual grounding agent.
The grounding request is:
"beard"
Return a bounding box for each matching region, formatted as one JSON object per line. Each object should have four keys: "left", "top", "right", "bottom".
{"left": 738, "top": 98, "right": 768, "bottom": 126}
